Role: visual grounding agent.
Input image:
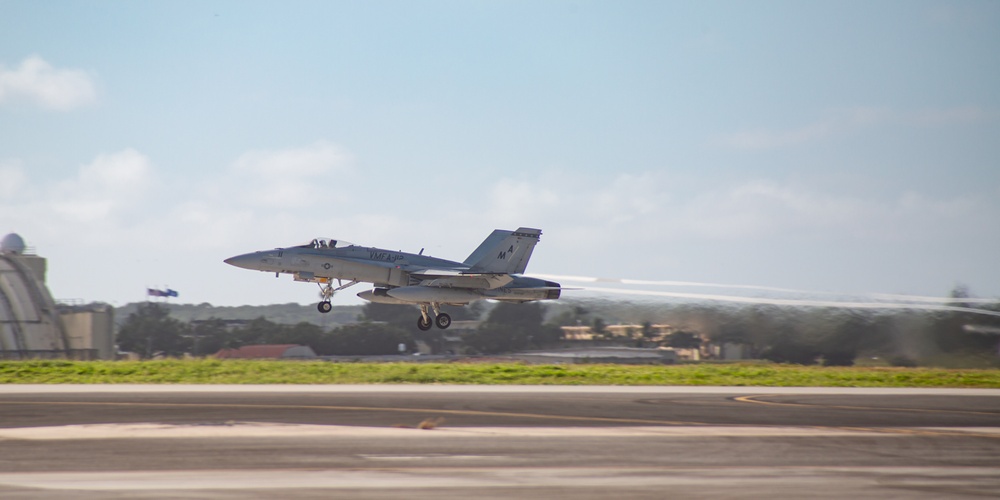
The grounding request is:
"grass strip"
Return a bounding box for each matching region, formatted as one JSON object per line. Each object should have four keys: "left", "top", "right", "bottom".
{"left": 0, "top": 360, "right": 998, "bottom": 387}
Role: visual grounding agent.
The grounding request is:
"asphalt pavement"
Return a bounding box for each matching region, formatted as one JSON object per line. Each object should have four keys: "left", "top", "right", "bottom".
{"left": 1, "top": 385, "right": 998, "bottom": 499}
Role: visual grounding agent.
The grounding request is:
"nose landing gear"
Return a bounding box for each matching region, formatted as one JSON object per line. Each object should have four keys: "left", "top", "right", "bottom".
{"left": 315, "top": 279, "right": 359, "bottom": 314}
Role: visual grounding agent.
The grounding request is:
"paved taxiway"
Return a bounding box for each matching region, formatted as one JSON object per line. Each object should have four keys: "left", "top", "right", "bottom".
{"left": 1, "top": 385, "right": 998, "bottom": 498}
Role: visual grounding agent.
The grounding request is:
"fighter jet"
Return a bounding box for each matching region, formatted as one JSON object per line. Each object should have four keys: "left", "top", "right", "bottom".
{"left": 223, "top": 227, "right": 561, "bottom": 330}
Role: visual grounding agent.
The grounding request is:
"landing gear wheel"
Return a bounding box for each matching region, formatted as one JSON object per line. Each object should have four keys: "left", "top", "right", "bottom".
{"left": 435, "top": 313, "right": 452, "bottom": 330}
{"left": 317, "top": 301, "right": 332, "bottom": 313}
{"left": 417, "top": 316, "right": 433, "bottom": 331}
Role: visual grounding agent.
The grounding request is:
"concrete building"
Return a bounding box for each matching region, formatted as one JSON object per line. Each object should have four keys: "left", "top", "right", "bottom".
{"left": 0, "top": 233, "right": 114, "bottom": 360}
{"left": 59, "top": 302, "right": 115, "bottom": 360}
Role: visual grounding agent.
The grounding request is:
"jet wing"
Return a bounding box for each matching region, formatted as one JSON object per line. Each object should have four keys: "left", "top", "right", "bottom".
{"left": 409, "top": 269, "right": 514, "bottom": 289}
{"left": 313, "top": 255, "right": 512, "bottom": 289}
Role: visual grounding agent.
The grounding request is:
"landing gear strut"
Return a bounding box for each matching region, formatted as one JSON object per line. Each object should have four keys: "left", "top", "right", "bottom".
{"left": 417, "top": 303, "right": 452, "bottom": 330}
{"left": 315, "top": 279, "right": 359, "bottom": 314}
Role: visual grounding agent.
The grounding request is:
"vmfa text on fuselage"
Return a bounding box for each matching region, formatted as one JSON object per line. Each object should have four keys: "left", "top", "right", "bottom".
{"left": 224, "top": 227, "right": 561, "bottom": 330}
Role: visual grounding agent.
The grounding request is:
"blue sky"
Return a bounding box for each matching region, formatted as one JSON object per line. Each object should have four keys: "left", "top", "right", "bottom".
{"left": 1, "top": 1, "right": 998, "bottom": 307}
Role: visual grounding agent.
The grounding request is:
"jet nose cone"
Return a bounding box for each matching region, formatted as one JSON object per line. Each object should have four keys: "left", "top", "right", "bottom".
{"left": 223, "top": 253, "right": 257, "bottom": 270}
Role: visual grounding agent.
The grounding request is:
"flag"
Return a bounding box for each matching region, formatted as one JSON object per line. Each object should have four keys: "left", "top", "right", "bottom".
{"left": 166, "top": 289, "right": 179, "bottom": 298}
{"left": 147, "top": 288, "right": 165, "bottom": 297}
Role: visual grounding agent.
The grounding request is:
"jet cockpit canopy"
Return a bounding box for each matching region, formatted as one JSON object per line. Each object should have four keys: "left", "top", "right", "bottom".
{"left": 297, "top": 238, "right": 355, "bottom": 249}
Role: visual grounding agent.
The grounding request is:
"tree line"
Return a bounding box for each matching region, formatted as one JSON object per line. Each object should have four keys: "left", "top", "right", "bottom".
{"left": 117, "top": 286, "right": 1000, "bottom": 366}
{"left": 116, "top": 301, "right": 565, "bottom": 358}
{"left": 546, "top": 288, "right": 1000, "bottom": 367}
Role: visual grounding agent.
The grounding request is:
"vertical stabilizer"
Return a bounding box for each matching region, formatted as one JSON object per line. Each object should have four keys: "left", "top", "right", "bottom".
{"left": 464, "top": 227, "right": 542, "bottom": 274}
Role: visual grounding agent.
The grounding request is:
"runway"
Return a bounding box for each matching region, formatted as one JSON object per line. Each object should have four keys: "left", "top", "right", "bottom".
{"left": 1, "top": 385, "right": 998, "bottom": 498}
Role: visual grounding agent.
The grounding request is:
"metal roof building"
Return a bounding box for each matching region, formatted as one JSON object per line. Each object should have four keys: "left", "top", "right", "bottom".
{"left": 0, "top": 233, "right": 71, "bottom": 359}
{"left": 215, "top": 344, "right": 318, "bottom": 359}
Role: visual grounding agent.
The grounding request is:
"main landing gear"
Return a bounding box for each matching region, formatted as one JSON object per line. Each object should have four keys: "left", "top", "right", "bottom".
{"left": 316, "top": 279, "right": 359, "bottom": 314}
{"left": 417, "top": 303, "right": 452, "bottom": 331}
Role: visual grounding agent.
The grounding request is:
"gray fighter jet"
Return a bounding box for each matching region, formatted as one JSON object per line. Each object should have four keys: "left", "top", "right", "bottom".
{"left": 224, "top": 227, "right": 561, "bottom": 330}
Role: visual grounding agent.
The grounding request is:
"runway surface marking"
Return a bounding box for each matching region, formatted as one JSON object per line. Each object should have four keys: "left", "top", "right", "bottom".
{"left": 1, "top": 467, "right": 998, "bottom": 492}
{"left": 729, "top": 395, "right": 1000, "bottom": 439}
{"left": 814, "top": 425, "right": 1000, "bottom": 439}
{"left": 733, "top": 394, "right": 1000, "bottom": 416}
{"left": 3, "top": 385, "right": 999, "bottom": 395}
{"left": 0, "top": 399, "right": 701, "bottom": 426}
{"left": 0, "top": 422, "right": 905, "bottom": 439}
{"left": 2, "top": 422, "right": 999, "bottom": 440}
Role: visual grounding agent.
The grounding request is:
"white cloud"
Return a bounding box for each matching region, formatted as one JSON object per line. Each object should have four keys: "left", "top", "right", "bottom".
{"left": 674, "top": 181, "right": 864, "bottom": 238}
{"left": 666, "top": 180, "right": 995, "bottom": 243}
{"left": 590, "top": 173, "right": 664, "bottom": 224}
{"left": 0, "top": 144, "right": 357, "bottom": 305}
{"left": 48, "top": 149, "right": 155, "bottom": 224}
{"left": 481, "top": 171, "right": 667, "bottom": 230}
{"left": 468, "top": 174, "right": 996, "bottom": 253}
{"left": 485, "top": 178, "right": 562, "bottom": 226}
{"left": 464, "top": 174, "right": 999, "bottom": 301}
{"left": 0, "top": 55, "right": 97, "bottom": 110}
{"left": 228, "top": 141, "right": 353, "bottom": 208}
{"left": 719, "top": 106, "right": 992, "bottom": 151}
{"left": 721, "top": 121, "right": 835, "bottom": 150}
{"left": 4, "top": 144, "right": 997, "bottom": 306}
{"left": 718, "top": 107, "right": 890, "bottom": 150}
{"left": 232, "top": 140, "right": 350, "bottom": 177}
{"left": 0, "top": 160, "right": 29, "bottom": 199}
{"left": 23, "top": 147, "right": 980, "bottom": 276}
{"left": 905, "top": 106, "right": 987, "bottom": 127}
{"left": 119, "top": 141, "right": 361, "bottom": 251}
{"left": 76, "top": 149, "right": 153, "bottom": 192}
